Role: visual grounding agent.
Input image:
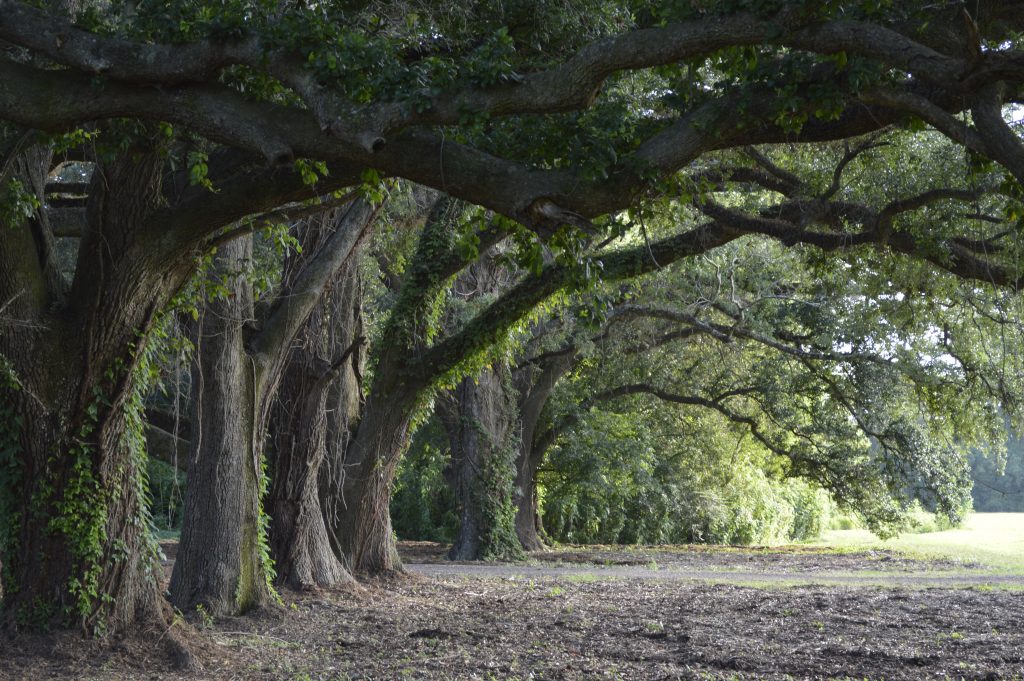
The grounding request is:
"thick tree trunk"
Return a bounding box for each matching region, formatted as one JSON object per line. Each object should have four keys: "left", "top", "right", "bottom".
{"left": 1, "top": 151, "right": 185, "bottom": 636}
{"left": 267, "top": 254, "right": 363, "bottom": 590}
{"left": 511, "top": 354, "right": 575, "bottom": 551}
{"left": 1, "top": 373, "right": 166, "bottom": 634}
{"left": 330, "top": 385, "right": 411, "bottom": 575}
{"left": 268, "top": 373, "right": 351, "bottom": 589}
{"left": 325, "top": 196, "right": 473, "bottom": 575}
{"left": 440, "top": 366, "right": 523, "bottom": 561}
{"left": 170, "top": 236, "right": 274, "bottom": 616}
{"left": 172, "top": 202, "right": 374, "bottom": 606}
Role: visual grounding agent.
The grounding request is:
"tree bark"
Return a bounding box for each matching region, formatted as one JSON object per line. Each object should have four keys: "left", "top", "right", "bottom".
{"left": 170, "top": 235, "right": 275, "bottom": 617}
{"left": 440, "top": 365, "right": 523, "bottom": 561}
{"left": 267, "top": 238, "right": 364, "bottom": 590}
{"left": 511, "top": 353, "right": 576, "bottom": 551}
{"left": 330, "top": 379, "right": 411, "bottom": 575}
{"left": 1, "top": 150, "right": 187, "bottom": 637}
{"left": 324, "top": 198, "right": 455, "bottom": 575}
{"left": 171, "top": 201, "right": 374, "bottom": 610}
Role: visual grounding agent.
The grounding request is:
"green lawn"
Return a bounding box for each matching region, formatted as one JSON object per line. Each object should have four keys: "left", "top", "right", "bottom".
{"left": 809, "top": 512, "right": 1024, "bottom": 572}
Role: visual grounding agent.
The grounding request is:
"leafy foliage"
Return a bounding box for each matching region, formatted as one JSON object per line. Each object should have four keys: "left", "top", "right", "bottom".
{"left": 542, "top": 407, "right": 832, "bottom": 545}
{"left": 970, "top": 433, "right": 1024, "bottom": 513}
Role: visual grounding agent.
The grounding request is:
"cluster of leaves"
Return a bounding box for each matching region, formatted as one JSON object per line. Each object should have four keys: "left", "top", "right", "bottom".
{"left": 75, "top": 0, "right": 623, "bottom": 113}
{"left": 0, "top": 178, "right": 41, "bottom": 228}
{"left": 642, "top": 0, "right": 905, "bottom": 24}
{"left": 528, "top": 192, "right": 1019, "bottom": 538}
{"left": 542, "top": 407, "right": 831, "bottom": 545}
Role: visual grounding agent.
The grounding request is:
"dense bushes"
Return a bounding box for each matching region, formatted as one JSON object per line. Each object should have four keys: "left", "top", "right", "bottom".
{"left": 543, "top": 465, "right": 830, "bottom": 546}
{"left": 393, "top": 405, "right": 836, "bottom": 548}
{"left": 391, "top": 418, "right": 459, "bottom": 543}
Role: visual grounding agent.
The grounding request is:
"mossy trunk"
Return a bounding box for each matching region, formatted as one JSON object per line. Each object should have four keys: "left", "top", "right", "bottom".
{"left": 440, "top": 366, "right": 523, "bottom": 561}
{"left": 170, "top": 236, "right": 274, "bottom": 616}
{"left": 1, "top": 151, "right": 184, "bottom": 636}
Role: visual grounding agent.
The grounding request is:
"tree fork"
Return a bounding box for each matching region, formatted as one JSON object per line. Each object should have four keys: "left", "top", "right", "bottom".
{"left": 267, "top": 221, "right": 366, "bottom": 591}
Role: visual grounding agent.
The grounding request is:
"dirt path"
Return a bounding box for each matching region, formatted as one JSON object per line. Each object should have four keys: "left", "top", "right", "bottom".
{"left": 403, "top": 540, "right": 1024, "bottom": 587}
{"left": 406, "top": 561, "right": 1024, "bottom": 586}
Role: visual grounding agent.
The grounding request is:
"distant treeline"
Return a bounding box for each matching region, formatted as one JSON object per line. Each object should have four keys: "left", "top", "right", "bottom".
{"left": 971, "top": 435, "right": 1024, "bottom": 512}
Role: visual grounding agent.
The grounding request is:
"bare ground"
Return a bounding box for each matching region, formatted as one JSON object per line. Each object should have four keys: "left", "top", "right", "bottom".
{"left": 2, "top": 541, "right": 1023, "bottom": 681}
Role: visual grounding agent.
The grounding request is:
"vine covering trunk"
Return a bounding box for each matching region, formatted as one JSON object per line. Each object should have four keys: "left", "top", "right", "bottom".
{"left": 0, "top": 150, "right": 188, "bottom": 637}
{"left": 440, "top": 365, "right": 523, "bottom": 561}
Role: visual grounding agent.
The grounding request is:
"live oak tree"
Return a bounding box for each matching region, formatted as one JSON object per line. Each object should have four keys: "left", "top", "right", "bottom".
{"left": 536, "top": 238, "right": 1024, "bottom": 542}
{"left": 266, "top": 227, "right": 367, "bottom": 592}
{"left": 428, "top": 124, "right": 1024, "bottom": 553}
{"left": 170, "top": 200, "right": 373, "bottom": 617}
{"left": 444, "top": 217, "right": 1024, "bottom": 551}
{"left": 436, "top": 249, "right": 524, "bottom": 561}
{"left": 3, "top": 0, "right": 1024, "bottom": 636}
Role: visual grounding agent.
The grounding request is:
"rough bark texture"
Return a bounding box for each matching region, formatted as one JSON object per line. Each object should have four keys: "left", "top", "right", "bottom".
{"left": 330, "top": 381, "right": 411, "bottom": 575}
{"left": 440, "top": 365, "right": 522, "bottom": 561}
{"left": 267, "top": 227, "right": 365, "bottom": 590}
{"left": 170, "top": 235, "right": 274, "bottom": 617}
{"left": 172, "top": 201, "right": 374, "bottom": 608}
{"left": 1, "top": 150, "right": 186, "bottom": 636}
{"left": 433, "top": 248, "right": 523, "bottom": 561}
{"left": 512, "top": 440, "right": 548, "bottom": 553}
{"left": 325, "top": 198, "right": 454, "bottom": 576}
{"left": 511, "top": 353, "right": 576, "bottom": 551}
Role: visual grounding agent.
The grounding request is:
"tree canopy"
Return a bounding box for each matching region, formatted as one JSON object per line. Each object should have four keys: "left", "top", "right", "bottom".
{"left": 3, "top": 0, "right": 1024, "bottom": 640}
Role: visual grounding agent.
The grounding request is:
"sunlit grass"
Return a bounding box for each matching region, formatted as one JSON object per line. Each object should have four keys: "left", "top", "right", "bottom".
{"left": 808, "top": 513, "right": 1024, "bottom": 572}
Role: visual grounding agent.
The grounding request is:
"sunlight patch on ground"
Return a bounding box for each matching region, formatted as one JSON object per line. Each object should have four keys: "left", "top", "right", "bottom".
{"left": 809, "top": 513, "right": 1024, "bottom": 572}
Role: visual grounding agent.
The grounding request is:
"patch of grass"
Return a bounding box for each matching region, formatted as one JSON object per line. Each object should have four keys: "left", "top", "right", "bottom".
{"left": 565, "top": 572, "right": 598, "bottom": 583}
{"left": 808, "top": 513, "right": 1024, "bottom": 572}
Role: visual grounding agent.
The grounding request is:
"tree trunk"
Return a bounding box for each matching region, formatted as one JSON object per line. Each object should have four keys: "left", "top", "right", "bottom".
{"left": 1, "top": 151, "right": 185, "bottom": 637}
{"left": 325, "top": 196, "right": 480, "bottom": 575}
{"left": 511, "top": 353, "right": 575, "bottom": 551}
{"left": 170, "top": 236, "right": 274, "bottom": 616}
{"left": 172, "top": 201, "right": 375, "bottom": 607}
{"left": 330, "top": 382, "right": 411, "bottom": 575}
{"left": 267, "top": 252, "right": 364, "bottom": 590}
{"left": 513, "top": 438, "right": 549, "bottom": 552}
{"left": 1, "top": 369, "right": 166, "bottom": 634}
{"left": 440, "top": 366, "right": 523, "bottom": 561}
